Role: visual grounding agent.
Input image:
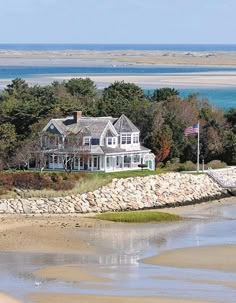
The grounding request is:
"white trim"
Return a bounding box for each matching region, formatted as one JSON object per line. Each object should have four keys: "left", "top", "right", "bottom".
{"left": 42, "top": 119, "right": 64, "bottom": 135}
{"left": 100, "top": 121, "right": 118, "bottom": 146}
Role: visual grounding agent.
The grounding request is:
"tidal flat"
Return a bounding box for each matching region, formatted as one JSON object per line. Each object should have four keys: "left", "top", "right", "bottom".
{"left": 0, "top": 198, "right": 236, "bottom": 302}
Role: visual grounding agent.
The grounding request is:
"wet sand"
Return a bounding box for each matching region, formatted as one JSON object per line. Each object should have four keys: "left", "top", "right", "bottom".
{"left": 142, "top": 244, "right": 236, "bottom": 272}
{"left": 0, "top": 293, "right": 21, "bottom": 303}
{"left": 0, "top": 197, "right": 234, "bottom": 254}
{"left": 34, "top": 264, "right": 112, "bottom": 283}
{"left": 30, "top": 293, "right": 211, "bottom": 303}
{"left": 0, "top": 214, "right": 113, "bottom": 254}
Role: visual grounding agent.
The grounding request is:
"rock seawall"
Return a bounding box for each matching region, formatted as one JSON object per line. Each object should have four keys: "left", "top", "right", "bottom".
{"left": 0, "top": 173, "right": 228, "bottom": 214}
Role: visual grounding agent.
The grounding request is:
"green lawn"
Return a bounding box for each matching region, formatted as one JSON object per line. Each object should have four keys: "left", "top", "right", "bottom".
{"left": 94, "top": 210, "right": 182, "bottom": 223}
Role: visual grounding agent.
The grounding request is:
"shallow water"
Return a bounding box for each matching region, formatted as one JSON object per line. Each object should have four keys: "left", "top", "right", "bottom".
{"left": 1, "top": 204, "right": 236, "bottom": 302}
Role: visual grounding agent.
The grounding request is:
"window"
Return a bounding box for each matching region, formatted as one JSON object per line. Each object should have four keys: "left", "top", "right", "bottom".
{"left": 107, "top": 138, "right": 113, "bottom": 145}
{"left": 121, "top": 134, "right": 131, "bottom": 144}
{"left": 80, "top": 158, "right": 84, "bottom": 168}
{"left": 83, "top": 137, "right": 90, "bottom": 146}
{"left": 133, "top": 134, "right": 139, "bottom": 144}
{"left": 107, "top": 137, "right": 116, "bottom": 146}
{"left": 133, "top": 154, "right": 140, "bottom": 163}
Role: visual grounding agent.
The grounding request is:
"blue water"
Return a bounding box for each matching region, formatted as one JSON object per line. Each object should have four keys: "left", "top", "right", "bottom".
{"left": 1, "top": 43, "right": 236, "bottom": 109}
{"left": 179, "top": 88, "right": 236, "bottom": 109}
{"left": 0, "top": 66, "right": 236, "bottom": 109}
{"left": 1, "top": 65, "right": 236, "bottom": 79}
{"left": 1, "top": 44, "right": 236, "bottom": 51}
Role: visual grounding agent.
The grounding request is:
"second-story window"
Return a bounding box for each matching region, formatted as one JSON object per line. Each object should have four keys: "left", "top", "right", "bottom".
{"left": 133, "top": 134, "right": 139, "bottom": 144}
{"left": 107, "top": 137, "right": 116, "bottom": 146}
{"left": 83, "top": 137, "right": 90, "bottom": 146}
{"left": 121, "top": 134, "right": 131, "bottom": 144}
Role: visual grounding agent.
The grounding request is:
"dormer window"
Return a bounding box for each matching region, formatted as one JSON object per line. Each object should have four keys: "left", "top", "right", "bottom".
{"left": 107, "top": 137, "right": 116, "bottom": 146}
{"left": 121, "top": 134, "right": 131, "bottom": 144}
{"left": 83, "top": 137, "right": 90, "bottom": 146}
{"left": 133, "top": 133, "right": 139, "bottom": 144}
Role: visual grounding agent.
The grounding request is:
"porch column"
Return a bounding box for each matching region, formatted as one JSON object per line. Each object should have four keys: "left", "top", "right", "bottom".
{"left": 104, "top": 156, "right": 107, "bottom": 172}
{"left": 112, "top": 156, "right": 116, "bottom": 171}
{"left": 52, "top": 154, "right": 55, "bottom": 170}
{"left": 91, "top": 156, "right": 94, "bottom": 171}
{"left": 121, "top": 155, "right": 124, "bottom": 170}
{"left": 131, "top": 154, "right": 133, "bottom": 168}
{"left": 78, "top": 157, "right": 80, "bottom": 171}
{"left": 65, "top": 154, "right": 68, "bottom": 171}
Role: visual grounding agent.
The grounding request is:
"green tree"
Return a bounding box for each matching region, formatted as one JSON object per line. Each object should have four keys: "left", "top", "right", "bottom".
{"left": 98, "top": 81, "right": 145, "bottom": 117}
{"left": 0, "top": 123, "right": 17, "bottom": 168}
{"left": 151, "top": 87, "right": 179, "bottom": 102}
{"left": 65, "top": 78, "right": 97, "bottom": 98}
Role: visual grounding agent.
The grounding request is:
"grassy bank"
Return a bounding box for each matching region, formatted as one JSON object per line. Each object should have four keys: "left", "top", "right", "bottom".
{"left": 0, "top": 170, "right": 157, "bottom": 199}
{"left": 94, "top": 211, "right": 182, "bottom": 223}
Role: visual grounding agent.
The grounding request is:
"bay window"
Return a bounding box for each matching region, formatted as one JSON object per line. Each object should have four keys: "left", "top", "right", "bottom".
{"left": 121, "top": 134, "right": 132, "bottom": 144}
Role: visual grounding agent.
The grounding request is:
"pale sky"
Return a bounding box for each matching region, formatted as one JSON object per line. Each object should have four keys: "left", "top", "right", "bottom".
{"left": 0, "top": 0, "right": 235, "bottom": 44}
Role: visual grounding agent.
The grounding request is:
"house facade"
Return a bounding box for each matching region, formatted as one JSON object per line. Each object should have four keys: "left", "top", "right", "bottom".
{"left": 34, "top": 111, "right": 155, "bottom": 172}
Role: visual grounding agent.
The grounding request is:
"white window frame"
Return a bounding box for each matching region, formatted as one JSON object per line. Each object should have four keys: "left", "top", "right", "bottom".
{"left": 83, "top": 136, "right": 91, "bottom": 146}
{"left": 133, "top": 133, "right": 139, "bottom": 144}
{"left": 107, "top": 137, "right": 116, "bottom": 146}
{"left": 121, "top": 133, "right": 132, "bottom": 145}
{"left": 133, "top": 154, "right": 140, "bottom": 163}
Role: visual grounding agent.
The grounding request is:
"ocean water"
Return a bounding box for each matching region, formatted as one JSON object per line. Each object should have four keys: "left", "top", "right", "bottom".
{"left": 179, "top": 88, "right": 236, "bottom": 109}
{"left": 0, "top": 66, "right": 236, "bottom": 109}
{"left": 1, "top": 43, "right": 236, "bottom": 51}
{"left": 1, "top": 44, "right": 236, "bottom": 109}
{"left": 1, "top": 65, "right": 236, "bottom": 79}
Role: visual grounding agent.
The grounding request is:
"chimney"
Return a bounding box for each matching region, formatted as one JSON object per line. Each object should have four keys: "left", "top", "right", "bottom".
{"left": 73, "top": 111, "right": 82, "bottom": 123}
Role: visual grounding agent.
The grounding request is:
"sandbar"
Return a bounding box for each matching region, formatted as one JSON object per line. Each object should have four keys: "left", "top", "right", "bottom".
{"left": 29, "top": 293, "right": 211, "bottom": 303}
{"left": 142, "top": 244, "right": 236, "bottom": 272}
{"left": 34, "top": 264, "right": 111, "bottom": 283}
{"left": 1, "top": 49, "right": 236, "bottom": 66}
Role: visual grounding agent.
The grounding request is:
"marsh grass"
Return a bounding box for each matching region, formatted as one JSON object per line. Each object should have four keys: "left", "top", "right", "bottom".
{"left": 94, "top": 211, "right": 182, "bottom": 223}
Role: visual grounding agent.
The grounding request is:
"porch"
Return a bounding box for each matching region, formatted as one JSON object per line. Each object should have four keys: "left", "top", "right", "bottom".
{"left": 104, "top": 153, "right": 154, "bottom": 172}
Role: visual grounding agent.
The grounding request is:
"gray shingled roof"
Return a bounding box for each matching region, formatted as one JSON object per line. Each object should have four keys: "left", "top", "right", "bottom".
{"left": 50, "top": 116, "right": 116, "bottom": 138}
{"left": 47, "top": 114, "right": 140, "bottom": 138}
{"left": 113, "top": 114, "right": 140, "bottom": 133}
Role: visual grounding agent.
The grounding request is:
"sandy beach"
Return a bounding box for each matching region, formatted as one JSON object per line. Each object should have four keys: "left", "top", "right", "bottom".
{"left": 1, "top": 50, "right": 236, "bottom": 89}
{"left": 1, "top": 72, "right": 236, "bottom": 90}
{"left": 29, "top": 293, "right": 212, "bottom": 303}
{"left": 1, "top": 50, "right": 236, "bottom": 66}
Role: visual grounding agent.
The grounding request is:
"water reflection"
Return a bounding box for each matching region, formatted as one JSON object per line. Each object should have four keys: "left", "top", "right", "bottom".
{"left": 0, "top": 205, "right": 236, "bottom": 303}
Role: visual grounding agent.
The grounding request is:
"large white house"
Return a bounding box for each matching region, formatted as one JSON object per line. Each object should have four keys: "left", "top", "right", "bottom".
{"left": 35, "top": 111, "right": 155, "bottom": 172}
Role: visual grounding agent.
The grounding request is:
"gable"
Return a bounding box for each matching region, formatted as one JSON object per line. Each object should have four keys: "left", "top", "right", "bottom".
{"left": 43, "top": 120, "right": 63, "bottom": 135}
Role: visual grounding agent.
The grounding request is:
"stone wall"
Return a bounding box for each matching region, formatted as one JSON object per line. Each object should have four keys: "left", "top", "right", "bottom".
{"left": 0, "top": 173, "right": 228, "bottom": 214}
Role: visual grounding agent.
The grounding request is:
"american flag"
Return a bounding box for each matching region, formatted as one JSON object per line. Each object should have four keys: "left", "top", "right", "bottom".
{"left": 184, "top": 123, "right": 199, "bottom": 136}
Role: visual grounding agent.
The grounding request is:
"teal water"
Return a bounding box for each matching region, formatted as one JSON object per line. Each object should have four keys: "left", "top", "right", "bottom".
{"left": 180, "top": 88, "right": 236, "bottom": 109}
{"left": 145, "top": 88, "right": 236, "bottom": 109}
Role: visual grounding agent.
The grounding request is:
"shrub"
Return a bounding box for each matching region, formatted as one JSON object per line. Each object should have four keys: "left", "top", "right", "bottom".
{"left": 179, "top": 161, "right": 196, "bottom": 171}
{"left": 206, "top": 160, "right": 227, "bottom": 169}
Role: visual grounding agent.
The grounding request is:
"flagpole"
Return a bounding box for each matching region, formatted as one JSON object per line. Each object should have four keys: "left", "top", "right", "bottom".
{"left": 197, "top": 121, "right": 200, "bottom": 173}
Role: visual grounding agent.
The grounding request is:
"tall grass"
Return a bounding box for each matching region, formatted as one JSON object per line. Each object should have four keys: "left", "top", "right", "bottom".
{"left": 94, "top": 211, "right": 182, "bottom": 223}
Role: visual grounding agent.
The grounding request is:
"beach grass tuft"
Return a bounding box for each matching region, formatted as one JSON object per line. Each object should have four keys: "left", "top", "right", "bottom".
{"left": 94, "top": 211, "right": 182, "bottom": 223}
